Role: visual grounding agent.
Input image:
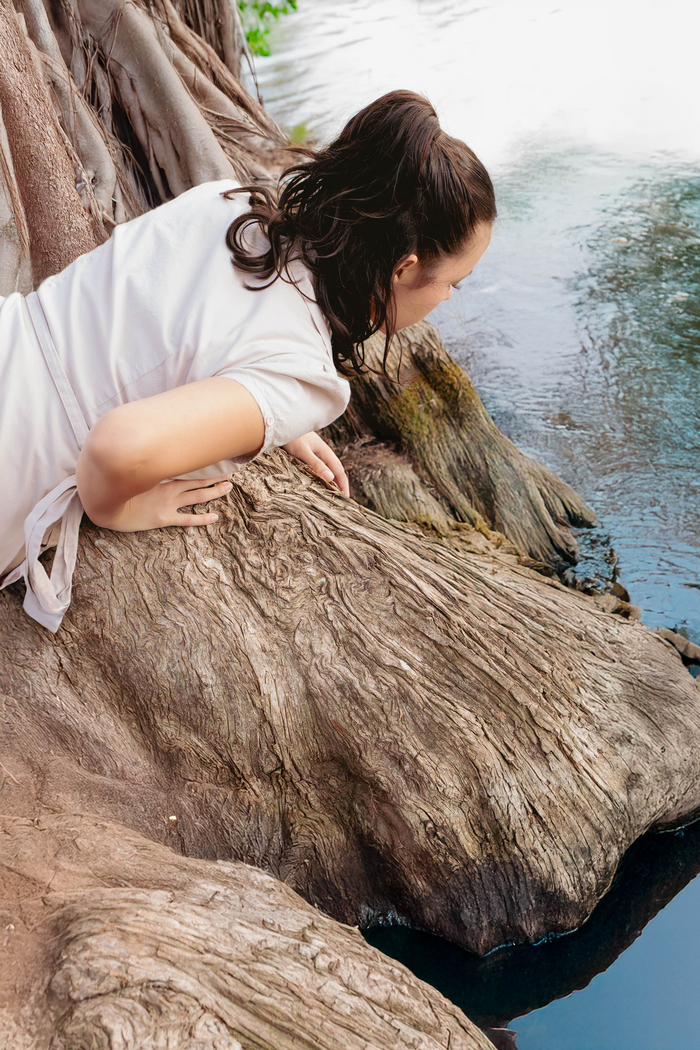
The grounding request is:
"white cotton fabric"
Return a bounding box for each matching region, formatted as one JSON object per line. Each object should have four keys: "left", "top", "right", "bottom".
{"left": 0, "top": 179, "right": 351, "bottom": 631}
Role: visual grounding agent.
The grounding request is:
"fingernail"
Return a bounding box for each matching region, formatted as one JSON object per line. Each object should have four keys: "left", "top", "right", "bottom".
{"left": 323, "top": 470, "right": 333, "bottom": 481}
{"left": 211, "top": 515, "right": 219, "bottom": 522}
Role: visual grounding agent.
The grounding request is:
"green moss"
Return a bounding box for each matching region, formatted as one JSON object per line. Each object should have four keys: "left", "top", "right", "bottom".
{"left": 384, "top": 380, "right": 439, "bottom": 442}
{"left": 384, "top": 361, "right": 477, "bottom": 441}
{"left": 409, "top": 514, "right": 454, "bottom": 537}
{"left": 423, "top": 361, "right": 465, "bottom": 409}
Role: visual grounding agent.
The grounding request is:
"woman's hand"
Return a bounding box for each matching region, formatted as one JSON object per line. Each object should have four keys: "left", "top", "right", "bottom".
{"left": 282, "top": 432, "right": 349, "bottom": 496}
{"left": 91, "top": 475, "right": 233, "bottom": 532}
{"left": 77, "top": 378, "right": 263, "bottom": 530}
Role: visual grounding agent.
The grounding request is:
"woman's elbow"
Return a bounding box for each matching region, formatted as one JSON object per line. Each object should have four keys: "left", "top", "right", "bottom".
{"left": 78, "top": 411, "right": 151, "bottom": 490}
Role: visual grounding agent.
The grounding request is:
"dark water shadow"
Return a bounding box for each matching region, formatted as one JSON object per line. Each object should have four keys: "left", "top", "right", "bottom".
{"left": 363, "top": 819, "right": 700, "bottom": 1029}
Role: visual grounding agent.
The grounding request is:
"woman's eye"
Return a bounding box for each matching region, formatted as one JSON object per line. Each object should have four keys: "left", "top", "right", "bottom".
{"left": 451, "top": 282, "right": 463, "bottom": 291}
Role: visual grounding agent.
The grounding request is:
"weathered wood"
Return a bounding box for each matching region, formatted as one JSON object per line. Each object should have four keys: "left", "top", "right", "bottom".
{"left": 0, "top": 0, "right": 104, "bottom": 281}
{"left": 3, "top": 3, "right": 698, "bottom": 1043}
{"left": 2, "top": 450, "right": 699, "bottom": 959}
{"left": 657, "top": 626, "right": 700, "bottom": 665}
{"left": 326, "top": 323, "right": 596, "bottom": 569}
{"left": 0, "top": 813, "right": 494, "bottom": 1050}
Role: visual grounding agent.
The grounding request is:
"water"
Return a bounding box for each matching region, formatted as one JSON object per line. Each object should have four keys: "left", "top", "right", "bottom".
{"left": 366, "top": 820, "right": 700, "bottom": 1048}
{"left": 256, "top": 3, "right": 700, "bottom": 1045}
{"left": 435, "top": 154, "right": 700, "bottom": 639}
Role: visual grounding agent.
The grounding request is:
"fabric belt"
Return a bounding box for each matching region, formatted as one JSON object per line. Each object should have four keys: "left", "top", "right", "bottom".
{"left": 1, "top": 294, "right": 88, "bottom": 633}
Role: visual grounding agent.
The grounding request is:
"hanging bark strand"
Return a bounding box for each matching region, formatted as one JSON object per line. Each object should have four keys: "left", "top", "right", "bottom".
{"left": 76, "top": 0, "right": 235, "bottom": 195}
{"left": 0, "top": 110, "right": 30, "bottom": 263}
{"left": 158, "top": 0, "right": 280, "bottom": 140}
{"left": 19, "top": 0, "right": 126, "bottom": 221}
{"left": 0, "top": 0, "right": 103, "bottom": 281}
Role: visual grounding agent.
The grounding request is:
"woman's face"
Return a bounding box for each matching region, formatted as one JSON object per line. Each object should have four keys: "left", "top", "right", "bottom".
{"left": 391, "top": 222, "right": 493, "bottom": 331}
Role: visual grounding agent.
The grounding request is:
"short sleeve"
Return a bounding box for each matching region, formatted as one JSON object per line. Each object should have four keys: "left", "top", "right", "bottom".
{"left": 216, "top": 341, "right": 351, "bottom": 456}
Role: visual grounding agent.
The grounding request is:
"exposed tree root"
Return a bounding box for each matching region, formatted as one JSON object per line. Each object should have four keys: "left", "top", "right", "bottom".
{"left": 0, "top": 813, "right": 493, "bottom": 1050}
{"left": 2, "top": 450, "right": 698, "bottom": 959}
{"left": 327, "top": 323, "right": 596, "bottom": 568}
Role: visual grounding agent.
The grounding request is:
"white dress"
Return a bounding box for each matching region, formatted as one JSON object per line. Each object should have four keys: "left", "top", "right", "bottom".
{"left": 0, "top": 180, "right": 350, "bottom": 632}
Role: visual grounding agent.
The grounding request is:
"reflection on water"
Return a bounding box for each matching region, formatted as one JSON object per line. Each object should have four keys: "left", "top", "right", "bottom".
{"left": 258, "top": 1, "right": 700, "bottom": 1045}
{"left": 365, "top": 820, "right": 700, "bottom": 1031}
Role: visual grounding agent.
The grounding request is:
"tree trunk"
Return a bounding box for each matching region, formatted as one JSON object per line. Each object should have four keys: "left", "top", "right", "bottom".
{"left": 0, "top": 0, "right": 104, "bottom": 282}
{"left": 2, "top": 2, "right": 699, "bottom": 1046}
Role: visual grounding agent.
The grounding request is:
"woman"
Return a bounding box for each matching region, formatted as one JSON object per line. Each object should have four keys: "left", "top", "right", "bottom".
{"left": 0, "top": 90, "right": 495, "bottom": 632}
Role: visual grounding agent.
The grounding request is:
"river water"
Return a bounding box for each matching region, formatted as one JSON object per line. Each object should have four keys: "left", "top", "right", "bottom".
{"left": 255, "top": 3, "right": 700, "bottom": 1046}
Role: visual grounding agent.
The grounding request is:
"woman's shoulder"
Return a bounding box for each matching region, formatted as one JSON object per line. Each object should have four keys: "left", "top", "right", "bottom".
{"left": 162, "top": 179, "right": 247, "bottom": 212}
{"left": 115, "top": 179, "right": 247, "bottom": 241}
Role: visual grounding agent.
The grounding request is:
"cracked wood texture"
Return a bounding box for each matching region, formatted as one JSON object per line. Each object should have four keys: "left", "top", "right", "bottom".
{"left": 2, "top": 3, "right": 700, "bottom": 1043}
{"left": 0, "top": 813, "right": 494, "bottom": 1050}
{"left": 2, "top": 450, "right": 699, "bottom": 962}
{"left": 325, "top": 322, "right": 596, "bottom": 569}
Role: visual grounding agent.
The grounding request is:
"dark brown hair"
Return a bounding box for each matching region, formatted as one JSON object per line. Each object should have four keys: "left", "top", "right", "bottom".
{"left": 225, "top": 90, "right": 496, "bottom": 375}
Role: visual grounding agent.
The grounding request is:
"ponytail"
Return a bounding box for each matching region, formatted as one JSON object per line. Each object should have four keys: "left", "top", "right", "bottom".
{"left": 226, "top": 89, "right": 496, "bottom": 375}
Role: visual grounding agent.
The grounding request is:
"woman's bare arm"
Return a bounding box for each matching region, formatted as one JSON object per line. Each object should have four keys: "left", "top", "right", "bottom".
{"left": 76, "top": 377, "right": 265, "bottom": 531}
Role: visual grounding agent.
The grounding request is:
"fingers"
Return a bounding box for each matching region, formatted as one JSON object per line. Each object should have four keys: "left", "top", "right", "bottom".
{"left": 165, "top": 477, "right": 233, "bottom": 528}
{"left": 176, "top": 478, "right": 233, "bottom": 507}
{"left": 325, "top": 453, "right": 349, "bottom": 497}
{"left": 172, "top": 511, "right": 220, "bottom": 527}
{"left": 310, "top": 443, "right": 349, "bottom": 497}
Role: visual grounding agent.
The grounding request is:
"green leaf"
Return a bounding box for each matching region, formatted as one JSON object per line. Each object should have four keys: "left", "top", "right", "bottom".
{"left": 237, "top": 0, "right": 297, "bottom": 55}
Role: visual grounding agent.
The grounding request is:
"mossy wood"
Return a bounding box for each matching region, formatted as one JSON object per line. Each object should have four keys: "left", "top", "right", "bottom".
{"left": 325, "top": 322, "right": 595, "bottom": 568}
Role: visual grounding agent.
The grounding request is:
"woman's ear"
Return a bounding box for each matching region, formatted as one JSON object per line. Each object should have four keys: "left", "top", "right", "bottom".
{"left": 393, "top": 253, "right": 420, "bottom": 284}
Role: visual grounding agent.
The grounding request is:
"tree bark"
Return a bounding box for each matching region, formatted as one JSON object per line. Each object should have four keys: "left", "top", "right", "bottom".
{"left": 325, "top": 323, "right": 596, "bottom": 568}
{"left": 2, "top": 450, "right": 699, "bottom": 963}
{"left": 2, "top": 3, "right": 698, "bottom": 1046}
{"left": 0, "top": 813, "right": 494, "bottom": 1050}
{"left": 0, "top": 0, "right": 104, "bottom": 281}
